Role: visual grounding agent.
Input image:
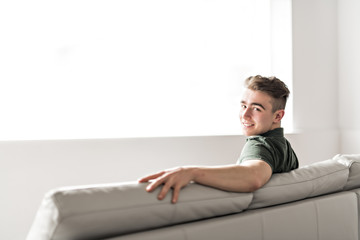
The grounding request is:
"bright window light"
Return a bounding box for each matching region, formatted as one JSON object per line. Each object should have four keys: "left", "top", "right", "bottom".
{"left": 0, "top": 0, "right": 292, "bottom": 140}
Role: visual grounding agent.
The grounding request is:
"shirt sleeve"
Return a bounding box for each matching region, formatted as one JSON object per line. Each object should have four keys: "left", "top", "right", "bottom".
{"left": 237, "top": 137, "right": 276, "bottom": 172}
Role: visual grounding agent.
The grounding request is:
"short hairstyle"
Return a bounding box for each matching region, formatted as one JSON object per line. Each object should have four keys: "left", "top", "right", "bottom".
{"left": 244, "top": 75, "right": 290, "bottom": 112}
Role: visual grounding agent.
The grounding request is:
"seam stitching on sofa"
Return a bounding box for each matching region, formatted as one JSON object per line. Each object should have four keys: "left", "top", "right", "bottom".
{"left": 260, "top": 213, "right": 265, "bottom": 240}
{"left": 314, "top": 201, "right": 320, "bottom": 240}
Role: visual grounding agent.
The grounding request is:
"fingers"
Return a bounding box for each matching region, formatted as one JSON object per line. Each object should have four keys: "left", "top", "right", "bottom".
{"left": 142, "top": 172, "right": 182, "bottom": 203}
{"left": 172, "top": 186, "right": 181, "bottom": 204}
{"left": 157, "top": 181, "right": 181, "bottom": 203}
{"left": 146, "top": 176, "right": 166, "bottom": 192}
{"left": 157, "top": 181, "right": 172, "bottom": 200}
{"left": 139, "top": 167, "right": 193, "bottom": 203}
{"left": 138, "top": 171, "right": 166, "bottom": 183}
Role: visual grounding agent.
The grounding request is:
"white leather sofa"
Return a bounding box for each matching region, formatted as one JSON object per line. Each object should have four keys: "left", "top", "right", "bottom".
{"left": 27, "top": 154, "right": 360, "bottom": 240}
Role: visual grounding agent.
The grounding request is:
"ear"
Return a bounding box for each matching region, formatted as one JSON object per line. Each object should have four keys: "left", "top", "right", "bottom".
{"left": 273, "top": 109, "right": 285, "bottom": 123}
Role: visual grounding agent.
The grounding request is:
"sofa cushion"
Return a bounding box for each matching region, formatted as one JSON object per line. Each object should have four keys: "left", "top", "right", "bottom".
{"left": 26, "top": 181, "right": 253, "bottom": 240}
{"left": 248, "top": 158, "right": 349, "bottom": 209}
{"left": 332, "top": 154, "right": 360, "bottom": 190}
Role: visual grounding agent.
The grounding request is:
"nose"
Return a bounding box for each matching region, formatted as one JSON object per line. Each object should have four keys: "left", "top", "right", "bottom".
{"left": 241, "top": 107, "right": 251, "bottom": 120}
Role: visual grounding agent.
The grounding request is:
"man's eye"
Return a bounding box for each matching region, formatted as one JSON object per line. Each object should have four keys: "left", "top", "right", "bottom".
{"left": 254, "top": 107, "right": 261, "bottom": 112}
{"left": 241, "top": 105, "right": 247, "bottom": 109}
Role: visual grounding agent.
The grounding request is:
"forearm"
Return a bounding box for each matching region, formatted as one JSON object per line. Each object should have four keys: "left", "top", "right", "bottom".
{"left": 191, "top": 163, "right": 270, "bottom": 192}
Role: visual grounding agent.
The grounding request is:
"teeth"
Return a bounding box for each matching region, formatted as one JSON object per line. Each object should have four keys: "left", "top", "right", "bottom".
{"left": 243, "top": 123, "right": 253, "bottom": 127}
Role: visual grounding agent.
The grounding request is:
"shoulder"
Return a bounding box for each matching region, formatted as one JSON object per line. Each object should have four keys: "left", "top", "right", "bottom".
{"left": 241, "top": 136, "right": 275, "bottom": 161}
{"left": 239, "top": 136, "right": 275, "bottom": 168}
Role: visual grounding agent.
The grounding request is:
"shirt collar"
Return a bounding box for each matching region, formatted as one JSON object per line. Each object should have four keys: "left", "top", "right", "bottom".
{"left": 260, "top": 128, "right": 284, "bottom": 137}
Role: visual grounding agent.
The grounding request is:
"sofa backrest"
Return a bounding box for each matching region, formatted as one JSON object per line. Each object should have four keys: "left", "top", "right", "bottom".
{"left": 249, "top": 154, "right": 360, "bottom": 209}
{"left": 26, "top": 154, "right": 360, "bottom": 240}
{"left": 26, "top": 182, "right": 253, "bottom": 240}
{"left": 249, "top": 157, "right": 350, "bottom": 209}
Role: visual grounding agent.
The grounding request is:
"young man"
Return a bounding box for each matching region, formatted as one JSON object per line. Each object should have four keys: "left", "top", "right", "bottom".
{"left": 139, "top": 75, "right": 298, "bottom": 203}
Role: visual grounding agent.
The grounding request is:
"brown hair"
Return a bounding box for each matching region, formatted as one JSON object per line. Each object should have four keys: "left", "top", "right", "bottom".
{"left": 244, "top": 75, "right": 290, "bottom": 112}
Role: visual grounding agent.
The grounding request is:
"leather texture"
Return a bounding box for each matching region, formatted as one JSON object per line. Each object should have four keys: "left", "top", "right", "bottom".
{"left": 26, "top": 182, "right": 252, "bottom": 240}
{"left": 106, "top": 191, "right": 358, "bottom": 240}
{"left": 249, "top": 158, "right": 349, "bottom": 209}
{"left": 333, "top": 154, "right": 360, "bottom": 190}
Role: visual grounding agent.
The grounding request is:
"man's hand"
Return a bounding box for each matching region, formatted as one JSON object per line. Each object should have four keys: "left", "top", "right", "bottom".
{"left": 138, "top": 167, "right": 196, "bottom": 204}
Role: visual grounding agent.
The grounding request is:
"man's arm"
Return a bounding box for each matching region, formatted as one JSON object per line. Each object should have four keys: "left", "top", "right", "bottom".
{"left": 138, "top": 160, "right": 272, "bottom": 203}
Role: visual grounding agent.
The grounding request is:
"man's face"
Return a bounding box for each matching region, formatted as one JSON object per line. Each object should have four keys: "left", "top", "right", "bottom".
{"left": 239, "top": 89, "right": 279, "bottom": 136}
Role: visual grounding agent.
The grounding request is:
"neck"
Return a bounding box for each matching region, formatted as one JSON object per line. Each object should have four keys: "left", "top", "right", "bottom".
{"left": 271, "top": 122, "right": 281, "bottom": 131}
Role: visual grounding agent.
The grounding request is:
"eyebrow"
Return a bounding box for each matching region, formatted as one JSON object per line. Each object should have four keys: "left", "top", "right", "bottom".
{"left": 241, "top": 101, "right": 266, "bottom": 110}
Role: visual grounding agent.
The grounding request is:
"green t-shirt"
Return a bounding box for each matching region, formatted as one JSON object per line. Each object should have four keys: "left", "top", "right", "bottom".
{"left": 237, "top": 128, "right": 299, "bottom": 173}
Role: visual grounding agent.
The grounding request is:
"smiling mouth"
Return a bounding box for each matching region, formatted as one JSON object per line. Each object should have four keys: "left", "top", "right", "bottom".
{"left": 242, "top": 122, "right": 254, "bottom": 127}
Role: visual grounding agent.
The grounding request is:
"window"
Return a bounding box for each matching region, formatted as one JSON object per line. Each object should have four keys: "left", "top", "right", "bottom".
{"left": 0, "top": 0, "right": 292, "bottom": 140}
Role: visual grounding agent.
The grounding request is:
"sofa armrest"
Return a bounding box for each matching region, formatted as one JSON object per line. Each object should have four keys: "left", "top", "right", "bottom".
{"left": 333, "top": 154, "right": 360, "bottom": 190}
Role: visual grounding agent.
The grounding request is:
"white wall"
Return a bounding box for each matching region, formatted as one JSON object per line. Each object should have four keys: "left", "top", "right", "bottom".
{"left": 2, "top": 0, "right": 359, "bottom": 239}
{"left": 292, "top": 0, "right": 338, "bottom": 132}
{"left": 338, "top": 0, "right": 360, "bottom": 154}
{"left": 290, "top": 0, "right": 340, "bottom": 164}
